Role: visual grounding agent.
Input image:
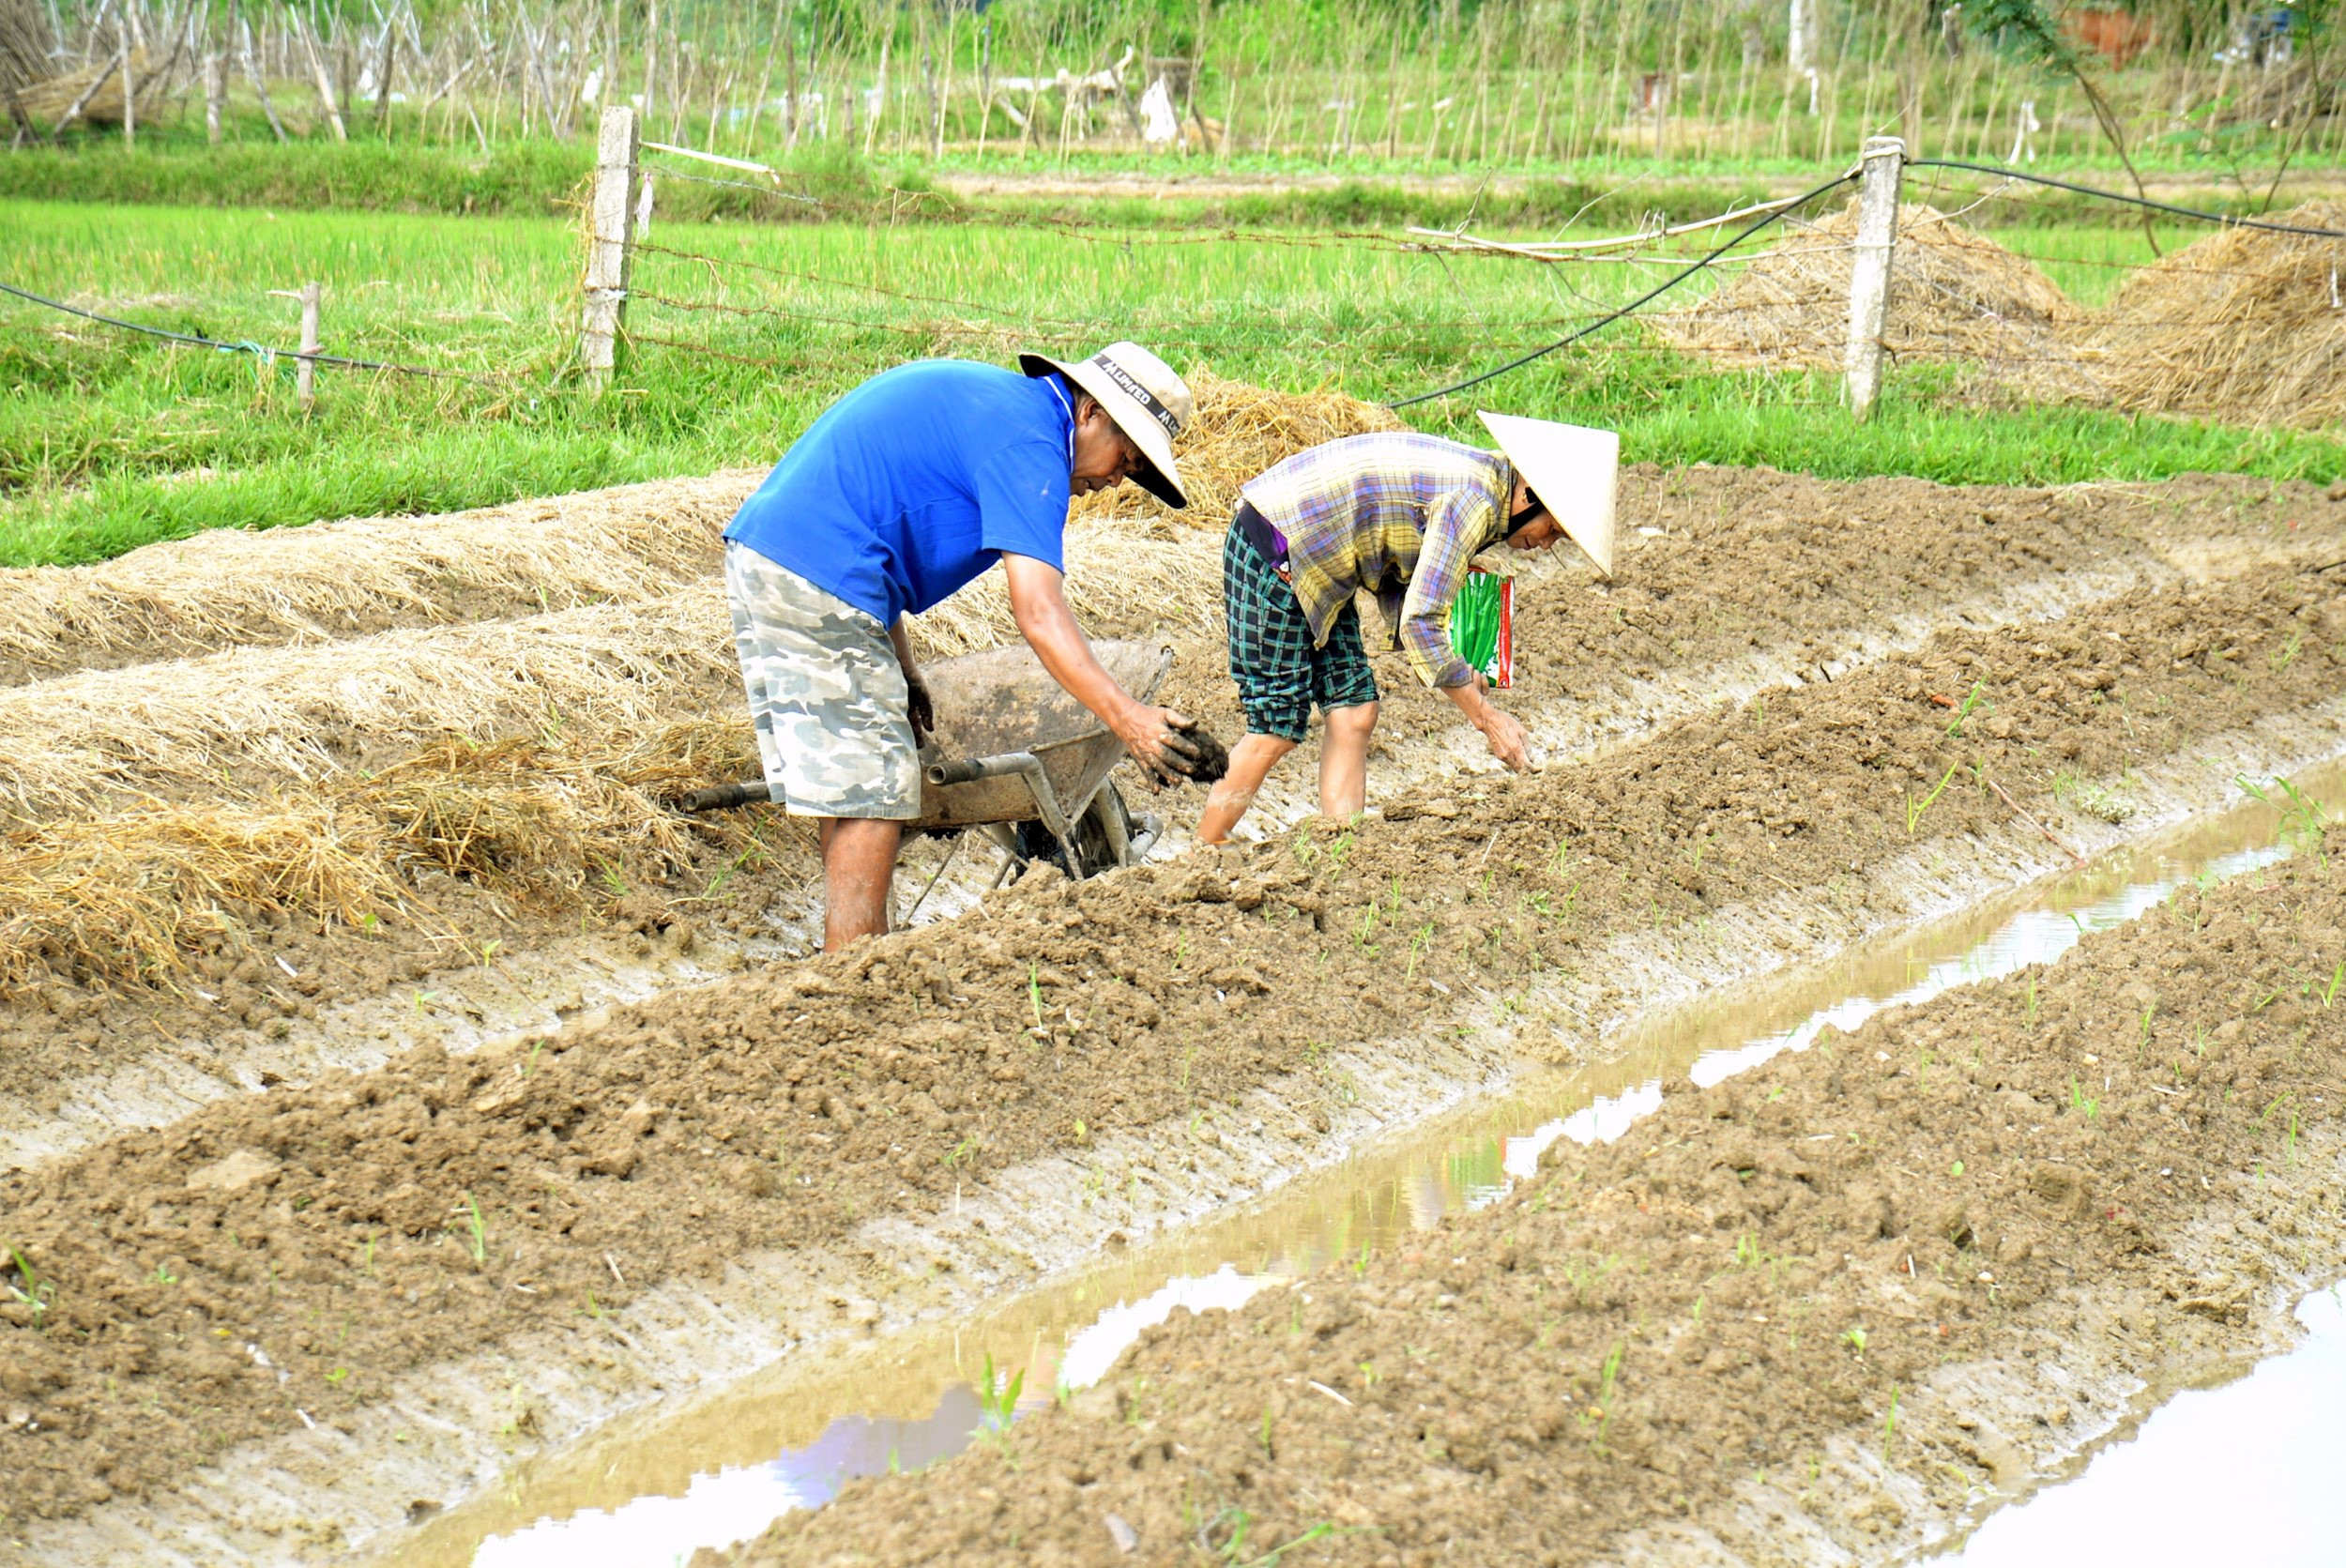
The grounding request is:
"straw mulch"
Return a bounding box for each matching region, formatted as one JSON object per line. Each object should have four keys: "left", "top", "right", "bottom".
{"left": 2074, "top": 201, "right": 2346, "bottom": 429}
{"left": 0, "top": 472, "right": 756, "bottom": 685}
{"left": 1074, "top": 369, "right": 1404, "bottom": 530}
{"left": 0, "top": 520, "right": 1224, "bottom": 989}
{"left": 1655, "top": 201, "right": 2103, "bottom": 401}
{"left": 0, "top": 723, "right": 776, "bottom": 991}
{"left": 0, "top": 524, "right": 1225, "bottom": 828}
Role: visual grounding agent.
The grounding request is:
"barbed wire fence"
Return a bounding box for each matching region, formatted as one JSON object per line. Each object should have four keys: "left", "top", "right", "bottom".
{"left": 7, "top": 103, "right": 2339, "bottom": 442}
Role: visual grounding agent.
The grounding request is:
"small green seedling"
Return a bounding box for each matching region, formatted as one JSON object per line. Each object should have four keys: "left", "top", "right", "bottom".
{"left": 1945, "top": 680, "right": 1993, "bottom": 737}
{"left": 2237, "top": 773, "right": 2331, "bottom": 866}
{"left": 976, "top": 1353, "right": 1024, "bottom": 1430}
{"left": 460, "top": 1193, "right": 489, "bottom": 1264}
{"left": 1841, "top": 1327, "right": 1868, "bottom": 1357}
{"left": 1906, "top": 764, "right": 1960, "bottom": 835}
{"left": 2068, "top": 1076, "right": 2100, "bottom": 1120}
{"left": 151, "top": 1262, "right": 177, "bottom": 1286}
{"left": 1404, "top": 922, "right": 1436, "bottom": 982}
{"left": 1882, "top": 1387, "right": 1901, "bottom": 1462}
{"left": 1027, "top": 962, "right": 1045, "bottom": 1032}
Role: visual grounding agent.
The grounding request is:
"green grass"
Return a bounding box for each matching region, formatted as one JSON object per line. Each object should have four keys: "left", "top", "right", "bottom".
{"left": 5, "top": 194, "right": 2343, "bottom": 569}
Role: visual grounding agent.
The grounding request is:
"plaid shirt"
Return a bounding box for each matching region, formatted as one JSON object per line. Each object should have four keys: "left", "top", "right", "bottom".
{"left": 1238, "top": 432, "right": 1513, "bottom": 690}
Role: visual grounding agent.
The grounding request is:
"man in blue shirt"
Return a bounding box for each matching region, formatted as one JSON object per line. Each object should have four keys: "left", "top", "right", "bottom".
{"left": 723, "top": 342, "right": 1200, "bottom": 951}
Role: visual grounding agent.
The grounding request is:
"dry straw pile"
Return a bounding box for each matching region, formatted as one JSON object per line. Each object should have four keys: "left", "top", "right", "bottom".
{"left": 0, "top": 471, "right": 755, "bottom": 685}
{"left": 1074, "top": 369, "right": 1404, "bottom": 529}
{"left": 1656, "top": 201, "right": 2101, "bottom": 400}
{"left": 2076, "top": 201, "right": 2346, "bottom": 429}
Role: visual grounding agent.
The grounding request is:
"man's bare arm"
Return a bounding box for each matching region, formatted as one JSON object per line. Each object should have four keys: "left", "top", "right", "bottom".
{"left": 1000, "top": 553, "right": 1195, "bottom": 783}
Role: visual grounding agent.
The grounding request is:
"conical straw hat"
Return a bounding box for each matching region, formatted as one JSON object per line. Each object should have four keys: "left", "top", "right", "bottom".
{"left": 1476, "top": 412, "right": 1618, "bottom": 576}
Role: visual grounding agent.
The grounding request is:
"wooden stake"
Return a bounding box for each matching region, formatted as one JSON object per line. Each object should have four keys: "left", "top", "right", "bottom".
{"left": 296, "top": 5, "right": 345, "bottom": 140}
{"left": 239, "top": 17, "right": 289, "bottom": 141}
{"left": 205, "top": 49, "right": 226, "bottom": 141}
{"left": 295, "top": 280, "right": 320, "bottom": 413}
{"left": 1842, "top": 134, "right": 1902, "bottom": 422}
{"left": 578, "top": 105, "right": 639, "bottom": 388}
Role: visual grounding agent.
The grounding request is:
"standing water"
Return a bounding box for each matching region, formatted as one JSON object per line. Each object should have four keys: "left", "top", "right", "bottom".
{"left": 387, "top": 763, "right": 2341, "bottom": 1568}
{"left": 1927, "top": 1283, "right": 2346, "bottom": 1567}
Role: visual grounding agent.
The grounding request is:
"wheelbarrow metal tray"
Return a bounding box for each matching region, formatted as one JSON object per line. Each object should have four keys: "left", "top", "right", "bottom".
{"left": 912, "top": 639, "right": 1171, "bottom": 830}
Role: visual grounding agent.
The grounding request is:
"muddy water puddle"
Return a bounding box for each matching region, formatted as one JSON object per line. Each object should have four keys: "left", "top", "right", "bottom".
{"left": 391, "top": 763, "right": 2340, "bottom": 1568}
{"left": 1928, "top": 1281, "right": 2346, "bottom": 1566}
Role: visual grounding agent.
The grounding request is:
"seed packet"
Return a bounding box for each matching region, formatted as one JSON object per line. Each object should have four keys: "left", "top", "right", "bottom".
{"left": 1449, "top": 570, "right": 1514, "bottom": 689}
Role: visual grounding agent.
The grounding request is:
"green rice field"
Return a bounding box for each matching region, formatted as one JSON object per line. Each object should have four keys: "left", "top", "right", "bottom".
{"left": 5, "top": 191, "right": 2341, "bottom": 569}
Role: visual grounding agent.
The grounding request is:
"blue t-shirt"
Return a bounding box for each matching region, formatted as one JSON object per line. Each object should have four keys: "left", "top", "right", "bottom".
{"left": 723, "top": 359, "right": 1074, "bottom": 626}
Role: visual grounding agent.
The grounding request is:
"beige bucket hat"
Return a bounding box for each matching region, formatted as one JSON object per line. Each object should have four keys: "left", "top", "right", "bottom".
{"left": 1477, "top": 411, "right": 1619, "bottom": 576}
{"left": 1018, "top": 341, "right": 1193, "bottom": 509}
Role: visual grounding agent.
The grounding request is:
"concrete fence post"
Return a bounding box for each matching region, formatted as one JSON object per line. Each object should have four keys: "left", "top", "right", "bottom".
{"left": 1843, "top": 134, "right": 1904, "bottom": 422}
{"left": 579, "top": 105, "right": 641, "bottom": 389}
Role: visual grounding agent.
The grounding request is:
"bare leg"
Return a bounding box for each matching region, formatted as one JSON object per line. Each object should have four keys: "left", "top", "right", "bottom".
{"left": 1318, "top": 701, "right": 1378, "bottom": 821}
{"left": 817, "top": 816, "right": 904, "bottom": 951}
{"left": 1196, "top": 733, "right": 1298, "bottom": 845}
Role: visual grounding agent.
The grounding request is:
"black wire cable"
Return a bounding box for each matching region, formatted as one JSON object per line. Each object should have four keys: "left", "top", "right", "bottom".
{"left": 0, "top": 280, "right": 506, "bottom": 382}
{"left": 1905, "top": 159, "right": 2346, "bottom": 239}
{"left": 1387, "top": 170, "right": 1859, "bottom": 410}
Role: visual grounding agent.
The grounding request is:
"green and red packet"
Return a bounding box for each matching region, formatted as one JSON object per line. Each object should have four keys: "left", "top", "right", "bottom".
{"left": 1450, "top": 570, "right": 1514, "bottom": 689}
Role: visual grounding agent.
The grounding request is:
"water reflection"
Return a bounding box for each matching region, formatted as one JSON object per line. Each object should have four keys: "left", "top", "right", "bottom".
{"left": 422, "top": 769, "right": 2329, "bottom": 1568}
{"left": 1932, "top": 1284, "right": 2346, "bottom": 1565}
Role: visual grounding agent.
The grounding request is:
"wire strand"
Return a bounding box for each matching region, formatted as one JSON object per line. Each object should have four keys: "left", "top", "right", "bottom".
{"left": 1904, "top": 160, "right": 2346, "bottom": 239}
{"left": 0, "top": 280, "right": 508, "bottom": 384}
{"left": 1387, "top": 169, "right": 1859, "bottom": 410}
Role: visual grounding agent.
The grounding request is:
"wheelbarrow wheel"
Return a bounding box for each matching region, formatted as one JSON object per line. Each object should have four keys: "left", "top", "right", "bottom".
{"left": 1011, "top": 784, "right": 1133, "bottom": 880}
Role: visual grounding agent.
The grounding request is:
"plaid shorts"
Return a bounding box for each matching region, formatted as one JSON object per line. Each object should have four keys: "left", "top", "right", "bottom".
{"left": 1222, "top": 520, "right": 1379, "bottom": 743}
{"left": 724, "top": 541, "right": 922, "bottom": 820}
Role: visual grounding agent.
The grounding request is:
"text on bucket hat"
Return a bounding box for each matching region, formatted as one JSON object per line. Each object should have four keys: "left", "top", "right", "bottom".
{"left": 1017, "top": 341, "right": 1193, "bottom": 510}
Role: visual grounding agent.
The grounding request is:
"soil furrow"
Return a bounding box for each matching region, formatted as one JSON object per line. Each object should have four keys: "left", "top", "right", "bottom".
{"left": 5, "top": 466, "right": 2332, "bottom": 1157}
{"left": 713, "top": 831, "right": 2345, "bottom": 1568}
{"left": 0, "top": 559, "right": 2337, "bottom": 1548}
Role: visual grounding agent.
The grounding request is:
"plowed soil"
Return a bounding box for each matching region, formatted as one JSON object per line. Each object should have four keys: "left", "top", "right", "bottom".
{"left": 3, "top": 468, "right": 2336, "bottom": 1144}
{"left": 714, "top": 832, "right": 2346, "bottom": 1568}
{"left": 2, "top": 546, "right": 2340, "bottom": 1530}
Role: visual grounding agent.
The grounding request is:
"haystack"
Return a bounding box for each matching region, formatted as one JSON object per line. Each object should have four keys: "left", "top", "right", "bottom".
{"left": 2077, "top": 201, "right": 2346, "bottom": 429}
{"left": 1073, "top": 369, "right": 1404, "bottom": 529}
{"left": 1655, "top": 201, "right": 2102, "bottom": 400}
{"left": 13, "top": 44, "right": 163, "bottom": 127}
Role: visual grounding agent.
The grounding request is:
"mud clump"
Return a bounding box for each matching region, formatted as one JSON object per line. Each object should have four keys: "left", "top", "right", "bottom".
{"left": 721, "top": 833, "right": 2346, "bottom": 1567}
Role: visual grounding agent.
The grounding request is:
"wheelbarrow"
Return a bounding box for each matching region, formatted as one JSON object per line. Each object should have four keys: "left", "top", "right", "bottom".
{"left": 677, "top": 639, "right": 1174, "bottom": 887}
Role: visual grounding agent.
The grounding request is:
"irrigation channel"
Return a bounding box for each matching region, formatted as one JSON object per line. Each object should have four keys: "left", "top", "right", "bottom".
{"left": 386, "top": 756, "right": 2346, "bottom": 1568}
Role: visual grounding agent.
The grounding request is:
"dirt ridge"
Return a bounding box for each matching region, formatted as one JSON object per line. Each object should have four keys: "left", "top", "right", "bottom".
{"left": 713, "top": 833, "right": 2346, "bottom": 1567}
{"left": 0, "top": 556, "right": 2338, "bottom": 1551}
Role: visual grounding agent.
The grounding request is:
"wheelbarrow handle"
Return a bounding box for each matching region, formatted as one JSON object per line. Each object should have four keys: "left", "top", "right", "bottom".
{"left": 925, "top": 753, "right": 1035, "bottom": 789}
{"left": 678, "top": 780, "right": 772, "bottom": 813}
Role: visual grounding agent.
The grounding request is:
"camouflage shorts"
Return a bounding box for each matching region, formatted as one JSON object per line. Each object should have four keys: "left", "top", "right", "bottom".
{"left": 724, "top": 541, "right": 921, "bottom": 820}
